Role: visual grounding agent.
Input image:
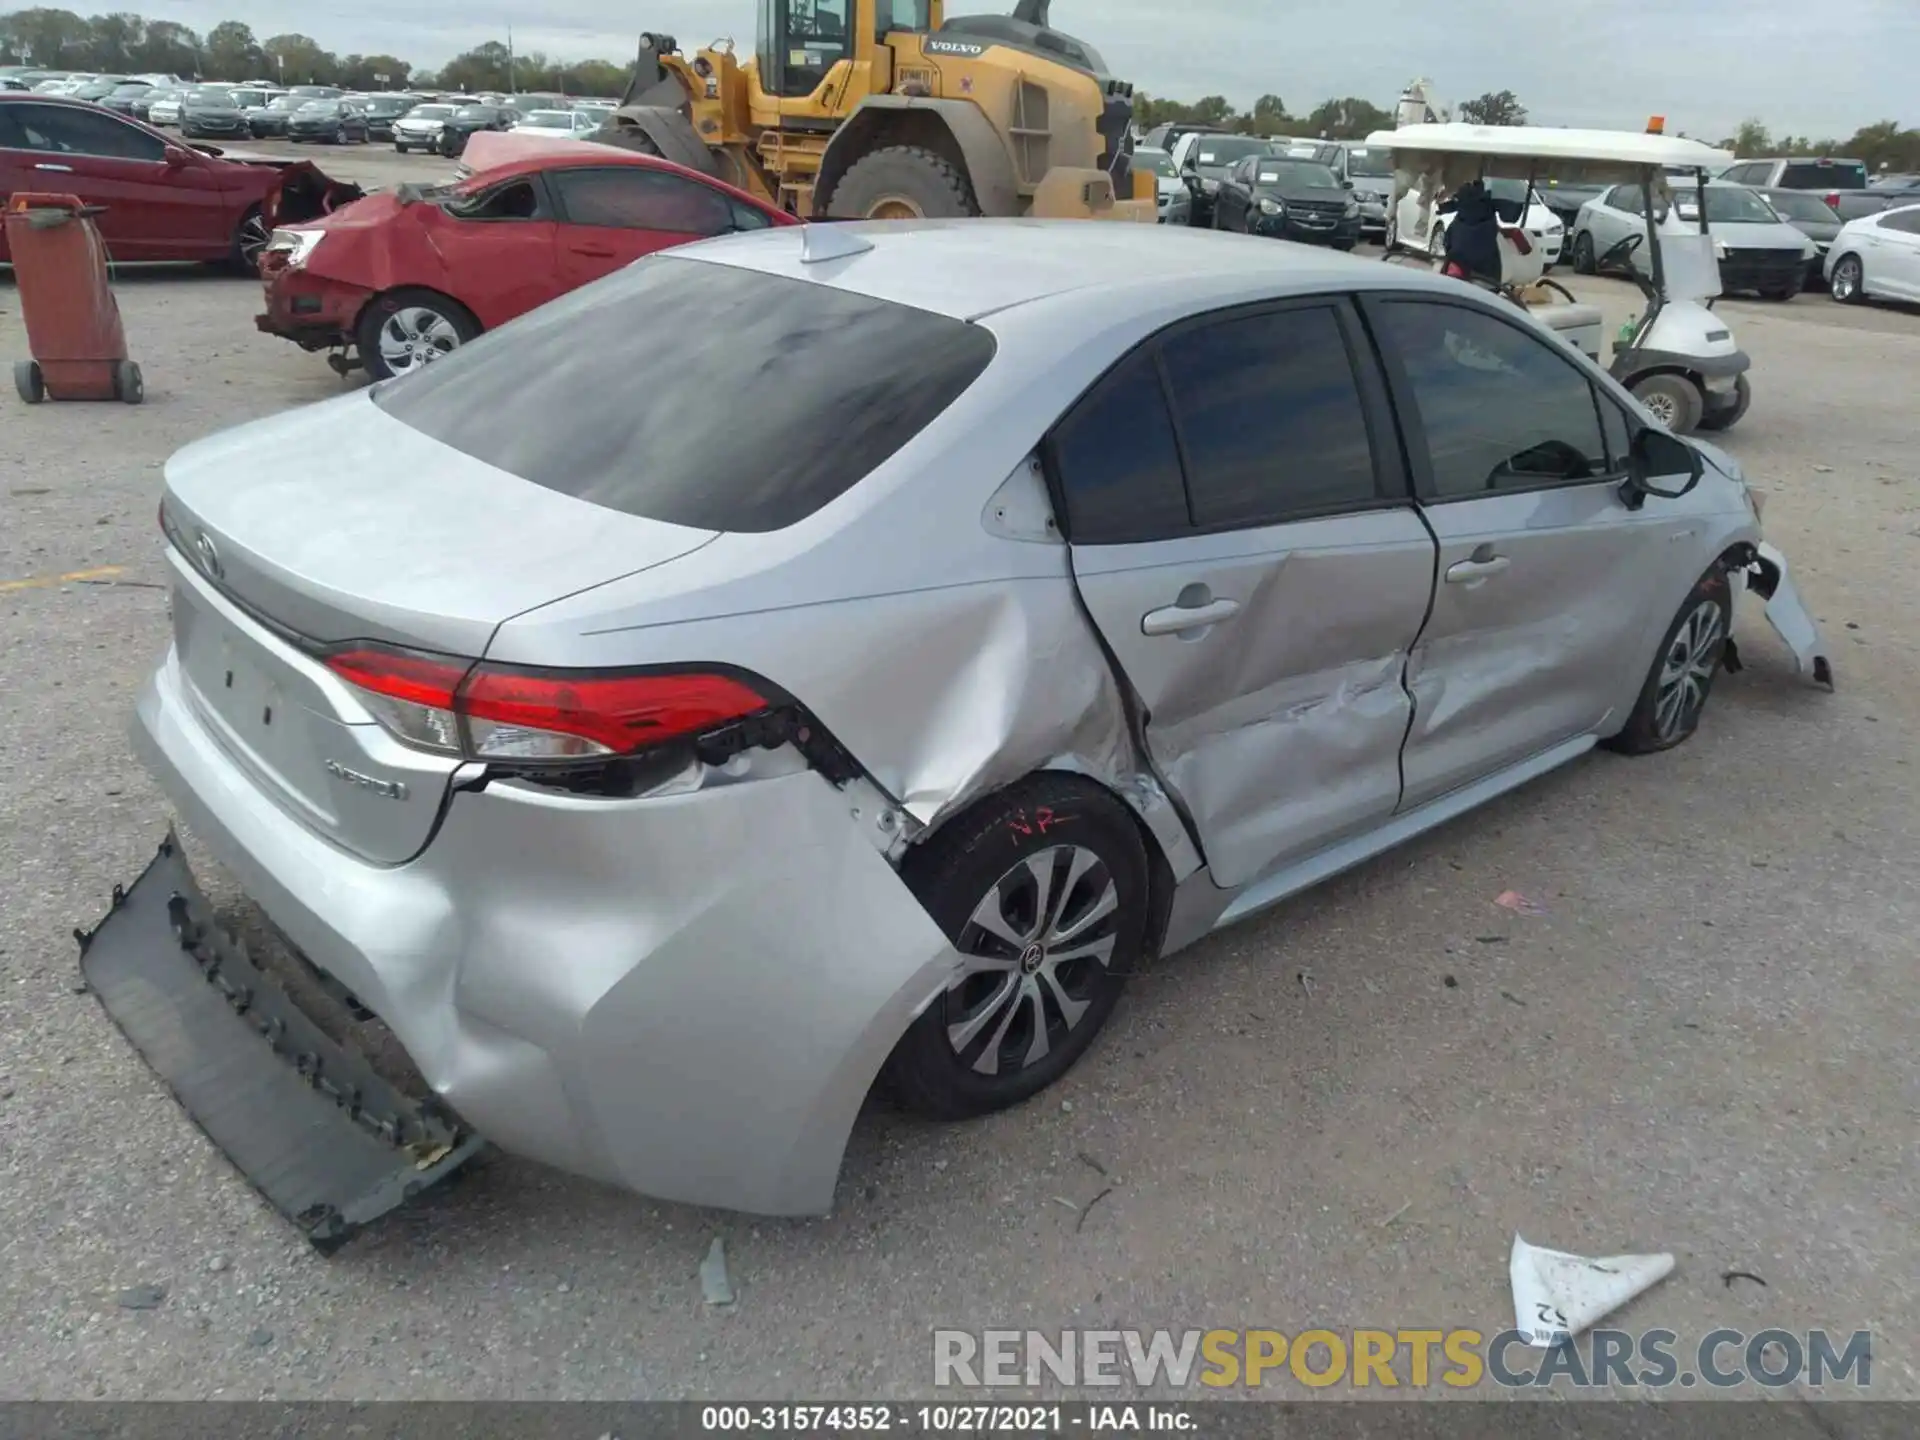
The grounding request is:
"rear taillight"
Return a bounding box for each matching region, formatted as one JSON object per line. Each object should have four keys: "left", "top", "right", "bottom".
{"left": 1824, "top": 192, "right": 1840, "bottom": 208}
{"left": 323, "top": 646, "right": 769, "bottom": 764}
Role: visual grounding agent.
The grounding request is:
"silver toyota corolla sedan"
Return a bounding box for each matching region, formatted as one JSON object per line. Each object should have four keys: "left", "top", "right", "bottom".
{"left": 83, "top": 220, "right": 1833, "bottom": 1247}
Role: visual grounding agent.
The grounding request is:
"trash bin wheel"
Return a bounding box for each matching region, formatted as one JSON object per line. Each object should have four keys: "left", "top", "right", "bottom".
{"left": 114, "top": 360, "right": 145, "bottom": 405}
{"left": 14, "top": 360, "right": 45, "bottom": 405}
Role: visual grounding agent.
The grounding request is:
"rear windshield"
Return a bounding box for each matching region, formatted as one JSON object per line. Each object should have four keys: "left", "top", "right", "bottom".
{"left": 1344, "top": 146, "right": 1392, "bottom": 178}
{"left": 1782, "top": 160, "right": 1866, "bottom": 190}
{"left": 371, "top": 255, "right": 997, "bottom": 533}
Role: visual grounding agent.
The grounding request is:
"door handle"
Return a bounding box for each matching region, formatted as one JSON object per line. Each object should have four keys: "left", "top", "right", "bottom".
{"left": 34, "top": 163, "right": 74, "bottom": 172}
{"left": 1142, "top": 597, "right": 1241, "bottom": 636}
{"left": 1446, "top": 556, "right": 1511, "bottom": 584}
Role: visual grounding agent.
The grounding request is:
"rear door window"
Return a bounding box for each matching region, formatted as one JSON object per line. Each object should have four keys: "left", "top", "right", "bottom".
{"left": 6, "top": 102, "right": 163, "bottom": 160}
{"left": 1159, "top": 305, "right": 1386, "bottom": 529}
{"left": 371, "top": 255, "right": 996, "bottom": 533}
{"left": 1048, "top": 350, "right": 1191, "bottom": 545}
{"left": 551, "top": 166, "right": 735, "bottom": 235}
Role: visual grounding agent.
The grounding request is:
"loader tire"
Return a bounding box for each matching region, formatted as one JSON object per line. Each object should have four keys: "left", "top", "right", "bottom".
{"left": 825, "top": 146, "right": 979, "bottom": 220}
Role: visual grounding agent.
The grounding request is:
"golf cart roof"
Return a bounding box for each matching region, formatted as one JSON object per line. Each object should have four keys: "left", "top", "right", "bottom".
{"left": 1368, "top": 123, "right": 1733, "bottom": 171}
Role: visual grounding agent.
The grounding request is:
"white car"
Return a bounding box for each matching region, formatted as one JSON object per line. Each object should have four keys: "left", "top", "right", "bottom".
{"left": 1572, "top": 181, "right": 1814, "bottom": 300}
{"left": 1825, "top": 203, "right": 1920, "bottom": 304}
{"left": 1392, "top": 177, "right": 1565, "bottom": 269}
{"left": 392, "top": 102, "right": 458, "bottom": 153}
{"left": 145, "top": 90, "right": 187, "bottom": 126}
{"left": 510, "top": 108, "right": 604, "bottom": 140}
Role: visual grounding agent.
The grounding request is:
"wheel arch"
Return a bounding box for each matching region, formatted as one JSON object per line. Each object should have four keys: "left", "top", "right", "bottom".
{"left": 902, "top": 762, "right": 1195, "bottom": 963}
{"left": 815, "top": 97, "right": 1019, "bottom": 218}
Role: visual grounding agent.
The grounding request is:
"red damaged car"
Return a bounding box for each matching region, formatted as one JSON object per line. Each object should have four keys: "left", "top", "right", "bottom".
{"left": 0, "top": 93, "right": 356, "bottom": 268}
{"left": 257, "top": 136, "right": 797, "bottom": 380}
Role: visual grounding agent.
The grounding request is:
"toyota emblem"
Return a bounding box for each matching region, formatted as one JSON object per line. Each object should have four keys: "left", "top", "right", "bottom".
{"left": 193, "top": 530, "right": 223, "bottom": 581}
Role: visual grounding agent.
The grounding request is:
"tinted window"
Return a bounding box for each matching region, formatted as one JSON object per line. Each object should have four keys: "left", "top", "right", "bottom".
{"left": 1376, "top": 301, "right": 1610, "bottom": 499}
{"left": 1049, "top": 350, "right": 1190, "bottom": 545}
{"left": 1783, "top": 160, "right": 1865, "bottom": 190}
{"left": 372, "top": 256, "right": 996, "bottom": 533}
{"left": 552, "top": 167, "right": 734, "bottom": 235}
{"left": 1161, "top": 306, "right": 1381, "bottom": 529}
{"left": 5, "top": 103, "right": 163, "bottom": 160}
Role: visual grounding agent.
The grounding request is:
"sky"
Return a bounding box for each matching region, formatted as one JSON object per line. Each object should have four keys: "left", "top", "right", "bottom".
{"left": 139, "top": 0, "right": 1914, "bottom": 141}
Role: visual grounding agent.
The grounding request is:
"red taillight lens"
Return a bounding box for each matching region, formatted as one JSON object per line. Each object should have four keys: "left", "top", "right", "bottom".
{"left": 323, "top": 646, "right": 769, "bottom": 763}
{"left": 1824, "top": 192, "right": 1840, "bottom": 208}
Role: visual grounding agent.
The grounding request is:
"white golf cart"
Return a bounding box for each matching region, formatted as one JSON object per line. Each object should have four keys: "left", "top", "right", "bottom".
{"left": 1368, "top": 123, "right": 1752, "bottom": 436}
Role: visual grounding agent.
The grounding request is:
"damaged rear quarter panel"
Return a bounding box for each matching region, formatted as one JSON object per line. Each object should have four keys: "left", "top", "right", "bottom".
{"left": 477, "top": 306, "right": 1193, "bottom": 864}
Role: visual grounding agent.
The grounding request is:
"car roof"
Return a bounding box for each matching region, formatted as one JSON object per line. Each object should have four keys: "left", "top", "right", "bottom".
{"left": 679, "top": 219, "right": 1466, "bottom": 322}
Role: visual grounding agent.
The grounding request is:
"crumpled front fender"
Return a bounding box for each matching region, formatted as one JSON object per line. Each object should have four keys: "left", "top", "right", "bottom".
{"left": 1742, "top": 540, "right": 1834, "bottom": 689}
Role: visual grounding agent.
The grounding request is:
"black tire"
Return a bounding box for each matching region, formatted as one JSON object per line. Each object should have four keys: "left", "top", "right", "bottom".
{"left": 1630, "top": 372, "right": 1704, "bottom": 435}
{"left": 224, "top": 205, "right": 269, "bottom": 276}
{"left": 1333, "top": 238, "right": 1357, "bottom": 251}
{"left": 355, "top": 288, "right": 481, "bottom": 382}
{"left": 825, "top": 145, "right": 978, "bottom": 220}
{"left": 113, "top": 360, "right": 144, "bottom": 405}
{"left": 1603, "top": 565, "right": 1734, "bottom": 755}
{"left": 1696, "top": 374, "right": 1752, "bottom": 433}
{"left": 14, "top": 359, "right": 44, "bottom": 404}
{"left": 1571, "top": 231, "right": 1596, "bottom": 275}
{"left": 394, "top": 141, "right": 408, "bottom": 154}
{"left": 1761, "top": 284, "right": 1797, "bottom": 302}
{"left": 1829, "top": 254, "right": 1865, "bottom": 304}
{"left": 1383, "top": 215, "right": 1398, "bottom": 252}
{"left": 883, "top": 775, "right": 1151, "bottom": 1121}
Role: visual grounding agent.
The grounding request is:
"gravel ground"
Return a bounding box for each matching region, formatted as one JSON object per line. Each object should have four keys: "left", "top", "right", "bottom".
{"left": 1, "top": 147, "right": 1917, "bottom": 1404}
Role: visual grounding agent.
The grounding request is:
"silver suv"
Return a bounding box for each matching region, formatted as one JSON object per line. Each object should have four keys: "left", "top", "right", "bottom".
{"left": 85, "top": 222, "right": 1832, "bottom": 1244}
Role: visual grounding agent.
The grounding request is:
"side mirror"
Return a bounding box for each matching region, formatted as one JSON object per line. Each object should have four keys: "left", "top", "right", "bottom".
{"left": 1621, "top": 425, "right": 1704, "bottom": 509}
{"left": 1341, "top": 178, "right": 1354, "bottom": 189}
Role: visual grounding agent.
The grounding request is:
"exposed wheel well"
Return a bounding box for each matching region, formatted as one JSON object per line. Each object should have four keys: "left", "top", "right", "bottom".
{"left": 817, "top": 110, "right": 968, "bottom": 215}
{"left": 908, "top": 767, "right": 1182, "bottom": 962}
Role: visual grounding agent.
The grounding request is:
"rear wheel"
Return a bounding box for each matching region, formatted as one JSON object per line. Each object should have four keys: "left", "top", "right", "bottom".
{"left": 1604, "top": 566, "right": 1733, "bottom": 755}
{"left": 883, "top": 775, "right": 1151, "bottom": 1120}
{"left": 113, "top": 360, "right": 144, "bottom": 405}
{"left": 1572, "top": 231, "right": 1596, "bottom": 274}
{"left": 1427, "top": 219, "right": 1447, "bottom": 259}
{"left": 356, "top": 289, "right": 480, "bottom": 382}
{"left": 14, "top": 360, "right": 44, "bottom": 404}
{"left": 1829, "top": 254, "right": 1865, "bottom": 304}
{"left": 825, "top": 145, "right": 978, "bottom": 220}
{"left": 394, "top": 141, "right": 409, "bottom": 154}
{"left": 1630, "top": 372, "right": 1704, "bottom": 435}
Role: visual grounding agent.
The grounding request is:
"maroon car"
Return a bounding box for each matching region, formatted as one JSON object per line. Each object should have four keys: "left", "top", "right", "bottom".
{"left": 0, "top": 93, "right": 348, "bottom": 270}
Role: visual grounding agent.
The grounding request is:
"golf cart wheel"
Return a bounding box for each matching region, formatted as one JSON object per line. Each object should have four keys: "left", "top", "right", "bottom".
{"left": 1830, "top": 255, "right": 1865, "bottom": 304}
{"left": 113, "top": 361, "right": 144, "bottom": 405}
{"left": 1604, "top": 564, "right": 1733, "bottom": 756}
{"left": 1571, "top": 232, "right": 1596, "bottom": 274}
{"left": 1631, "top": 373, "right": 1704, "bottom": 435}
{"left": 1426, "top": 220, "right": 1447, "bottom": 259}
{"left": 1696, "top": 374, "right": 1752, "bottom": 433}
{"left": 882, "top": 774, "right": 1151, "bottom": 1121}
{"left": 1383, "top": 215, "right": 1398, "bottom": 252}
{"left": 357, "top": 288, "right": 480, "bottom": 382}
{"left": 14, "top": 360, "right": 44, "bottom": 404}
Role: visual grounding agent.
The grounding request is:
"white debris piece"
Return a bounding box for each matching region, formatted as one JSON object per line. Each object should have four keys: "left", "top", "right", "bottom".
{"left": 700, "top": 1237, "right": 736, "bottom": 1306}
{"left": 1509, "top": 1234, "right": 1674, "bottom": 1347}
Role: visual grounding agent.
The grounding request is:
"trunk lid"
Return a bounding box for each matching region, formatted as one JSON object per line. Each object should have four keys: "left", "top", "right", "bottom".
{"left": 160, "top": 389, "right": 717, "bottom": 863}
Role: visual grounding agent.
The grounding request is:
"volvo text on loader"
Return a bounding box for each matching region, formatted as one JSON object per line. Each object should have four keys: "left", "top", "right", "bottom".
{"left": 597, "top": 0, "right": 1156, "bottom": 222}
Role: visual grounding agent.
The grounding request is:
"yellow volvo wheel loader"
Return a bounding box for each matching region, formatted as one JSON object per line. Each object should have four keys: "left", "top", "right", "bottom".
{"left": 599, "top": 0, "right": 1156, "bottom": 222}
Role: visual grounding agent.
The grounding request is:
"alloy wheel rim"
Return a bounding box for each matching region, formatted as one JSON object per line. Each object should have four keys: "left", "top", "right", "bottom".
{"left": 378, "top": 308, "right": 462, "bottom": 375}
{"left": 944, "top": 845, "right": 1120, "bottom": 1078}
{"left": 237, "top": 214, "right": 271, "bottom": 268}
{"left": 1654, "top": 600, "right": 1726, "bottom": 741}
{"left": 1833, "top": 261, "right": 1857, "bottom": 299}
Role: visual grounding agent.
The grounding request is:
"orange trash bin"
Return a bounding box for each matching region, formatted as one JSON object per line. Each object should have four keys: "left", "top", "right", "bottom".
{"left": 7, "top": 192, "right": 144, "bottom": 406}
